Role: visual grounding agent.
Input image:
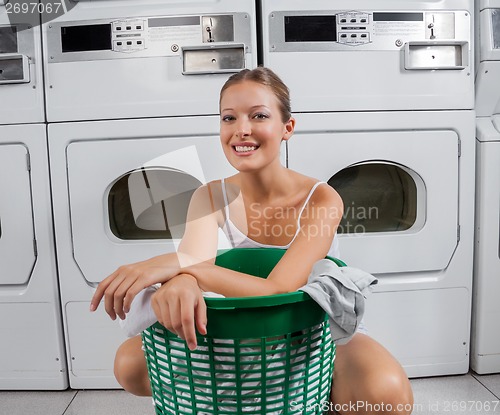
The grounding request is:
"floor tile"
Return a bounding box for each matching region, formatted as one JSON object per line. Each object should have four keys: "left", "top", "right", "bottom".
{"left": 473, "top": 373, "right": 500, "bottom": 399}
{"left": 63, "top": 390, "right": 153, "bottom": 415}
{"left": 0, "top": 389, "right": 77, "bottom": 415}
{"left": 410, "top": 374, "right": 500, "bottom": 414}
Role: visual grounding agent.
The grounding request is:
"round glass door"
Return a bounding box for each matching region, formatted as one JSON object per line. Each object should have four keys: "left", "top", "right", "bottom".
{"left": 328, "top": 162, "right": 422, "bottom": 235}
{"left": 108, "top": 167, "right": 202, "bottom": 240}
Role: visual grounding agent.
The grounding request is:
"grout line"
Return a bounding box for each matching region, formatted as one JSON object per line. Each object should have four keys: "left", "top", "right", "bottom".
{"left": 470, "top": 372, "right": 500, "bottom": 400}
{"left": 61, "top": 389, "right": 79, "bottom": 415}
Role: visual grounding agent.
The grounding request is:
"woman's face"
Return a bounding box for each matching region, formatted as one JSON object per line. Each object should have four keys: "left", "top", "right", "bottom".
{"left": 219, "top": 80, "right": 294, "bottom": 173}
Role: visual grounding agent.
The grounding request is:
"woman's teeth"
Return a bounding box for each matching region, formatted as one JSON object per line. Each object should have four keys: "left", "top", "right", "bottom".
{"left": 235, "top": 146, "right": 257, "bottom": 153}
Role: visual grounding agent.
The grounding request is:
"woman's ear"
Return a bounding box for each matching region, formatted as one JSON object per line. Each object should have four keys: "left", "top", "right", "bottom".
{"left": 282, "top": 117, "right": 296, "bottom": 141}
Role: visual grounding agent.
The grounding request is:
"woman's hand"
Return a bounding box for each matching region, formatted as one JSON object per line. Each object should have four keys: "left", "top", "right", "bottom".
{"left": 90, "top": 253, "right": 180, "bottom": 320}
{"left": 151, "top": 274, "right": 207, "bottom": 351}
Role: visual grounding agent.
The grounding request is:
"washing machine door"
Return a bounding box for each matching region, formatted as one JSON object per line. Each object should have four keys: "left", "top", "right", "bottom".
{"left": 288, "top": 112, "right": 461, "bottom": 275}
{"left": 0, "top": 143, "right": 36, "bottom": 284}
{"left": 0, "top": 124, "right": 67, "bottom": 389}
{"left": 53, "top": 117, "right": 238, "bottom": 286}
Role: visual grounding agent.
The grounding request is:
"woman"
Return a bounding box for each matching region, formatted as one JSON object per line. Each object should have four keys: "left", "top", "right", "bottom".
{"left": 91, "top": 67, "right": 413, "bottom": 414}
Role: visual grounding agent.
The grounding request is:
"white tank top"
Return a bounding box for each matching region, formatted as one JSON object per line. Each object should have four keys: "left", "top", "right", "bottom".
{"left": 219, "top": 178, "right": 341, "bottom": 258}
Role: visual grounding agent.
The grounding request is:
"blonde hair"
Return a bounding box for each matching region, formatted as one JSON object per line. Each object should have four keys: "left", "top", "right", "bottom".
{"left": 220, "top": 67, "right": 292, "bottom": 122}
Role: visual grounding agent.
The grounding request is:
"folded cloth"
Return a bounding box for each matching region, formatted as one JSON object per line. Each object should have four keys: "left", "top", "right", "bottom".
{"left": 300, "top": 259, "right": 378, "bottom": 345}
{"left": 119, "top": 286, "right": 225, "bottom": 337}
{"left": 119, "top": 285, "right": 159, "bottom": 337}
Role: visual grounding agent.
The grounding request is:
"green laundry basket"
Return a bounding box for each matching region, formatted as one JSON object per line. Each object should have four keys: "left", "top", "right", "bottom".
{"left": 141, "top": 248, "right": 344, "bottom": 415}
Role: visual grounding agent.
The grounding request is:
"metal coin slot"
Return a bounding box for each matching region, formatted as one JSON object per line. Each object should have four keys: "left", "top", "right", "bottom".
{"left": 405, "top": 41, "right": 468, "bottom": 70}
{"left": 182, "top": 45, "right": 245, "bottom": 74}
{"left": 202, "top": 15, "right": 234, "bottom": 43}
{"left": 425, "top": 13, "right": 455, "bottom": 40}
{"left": 0, "top": 54, "right": 29, "bottom": 84}
{"left": 492, "top": 9, "right": 500, "bottom": 50}
{"left": 0, "top": 26, "right": 18, "bottom": 54}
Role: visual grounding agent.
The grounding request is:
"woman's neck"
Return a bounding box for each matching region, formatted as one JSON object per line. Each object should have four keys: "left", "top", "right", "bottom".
{"left": 235, "top": 167, "right": 299, "bottom": 204}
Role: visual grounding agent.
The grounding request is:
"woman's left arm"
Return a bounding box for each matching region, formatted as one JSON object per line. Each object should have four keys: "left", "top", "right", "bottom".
{"left": 183, "top": 184, "right": 343, "bottom": 296}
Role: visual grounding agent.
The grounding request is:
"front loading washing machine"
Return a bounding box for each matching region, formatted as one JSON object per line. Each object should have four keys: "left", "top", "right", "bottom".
{"left": 49, "top": 118, "right": 244, "bottom": 388}
{"left": 471, "top": 0, "right": 500, "bottom": 374}
{"left": 0, "top": 5, "right": 67, "bottom": 389}
{"left": 260, "top": 0, "right": 475, "bottom": 377}
{"left": 44, "top": 0, "right": 257, "bottom": 388}
{"left": 0, "top": 125, "right": 68, "bottom": 390}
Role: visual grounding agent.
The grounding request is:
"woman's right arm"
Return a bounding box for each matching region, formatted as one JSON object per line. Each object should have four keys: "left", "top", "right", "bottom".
{"left": 150, "top": 274, "right": 207, "bottom": 351}
{"left": 90, "top": 184, "right": 220, "bottom": 320}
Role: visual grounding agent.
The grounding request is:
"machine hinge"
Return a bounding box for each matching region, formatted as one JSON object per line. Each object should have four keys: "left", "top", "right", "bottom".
{"left": 26, "top": 153, "right": 31, "bottom": 171}
{"left": 33, "top": 238, "right": 38, "bottom": 256}
{"left": 457, "top": 224, "right": 461, "bottom": 242}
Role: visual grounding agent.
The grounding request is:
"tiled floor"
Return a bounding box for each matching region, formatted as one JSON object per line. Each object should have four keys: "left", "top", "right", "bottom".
{"left": 1, "top": 372, "right": 499, "bottom": 415}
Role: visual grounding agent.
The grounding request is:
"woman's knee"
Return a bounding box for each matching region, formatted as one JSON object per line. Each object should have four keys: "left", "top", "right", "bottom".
{"left": 114, "top": 336, "right": 151, "bottom": 396}
{"left": 332, "top": 334, "right": 414, "bottom": 414}
{"left": 362, "top": 371, "right": 414, "bottom": 414}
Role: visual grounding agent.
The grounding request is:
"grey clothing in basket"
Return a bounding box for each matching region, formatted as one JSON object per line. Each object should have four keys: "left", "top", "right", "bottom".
{"left": 300, "top": 259, "right": 378, "bottom": 345}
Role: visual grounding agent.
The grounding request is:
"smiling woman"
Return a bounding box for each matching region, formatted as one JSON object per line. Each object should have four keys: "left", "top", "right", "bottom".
{"left": 91, "top": 67, "right": 413, "bottom": 414}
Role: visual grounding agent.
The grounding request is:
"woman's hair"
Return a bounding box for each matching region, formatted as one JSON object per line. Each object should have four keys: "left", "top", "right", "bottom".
{"left": 219, "top": 67, "right": 292, "bottom": 122}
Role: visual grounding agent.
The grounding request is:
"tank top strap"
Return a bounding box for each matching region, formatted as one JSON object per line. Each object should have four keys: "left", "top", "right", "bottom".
{"left": 296, "top": 181, "right": 327, "bottom": 226}
{"left": 220, "top": 178, "right": 235, "bottom": 245}
{"left": 220, "top": 178, "right": 231, "bottom": 220}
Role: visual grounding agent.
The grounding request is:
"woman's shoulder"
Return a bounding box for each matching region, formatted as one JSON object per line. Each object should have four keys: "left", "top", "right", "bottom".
{"left": 291, "top": 171, "right": 340, "bottom": 200}
{"left": 289, "top": 172, "right": 343, "bottom": 215}
{"left": 192, "top": 177, "right": 240, "bottom": 214}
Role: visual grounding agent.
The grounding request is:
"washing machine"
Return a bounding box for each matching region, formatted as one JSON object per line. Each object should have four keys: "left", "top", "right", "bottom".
{"left": 42, "top": 0, "right": 255, "bottom": 122}
{"left": 0, "top": 4, "right": 68, "bottom": 389}
{"left": 471, "top": 0, "right": 500, "bottom": 374}
{"left": 44, "top": 0, "right": 257, "bottom": 388}
{"left": 260, "top": 0, "right": 475, "bottom": 377}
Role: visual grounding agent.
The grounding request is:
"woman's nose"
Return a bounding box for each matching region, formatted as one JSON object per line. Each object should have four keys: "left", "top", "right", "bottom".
{"left": 235, "top": 118, "right": 251, "bottom": 137}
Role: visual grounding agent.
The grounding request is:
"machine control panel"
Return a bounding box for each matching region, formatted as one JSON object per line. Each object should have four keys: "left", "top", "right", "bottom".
{"left": 271, "top": 9, "right": 471, "bottom": 53}
{"left": 47, "top": 12, "right": 252, "bottom": 72}
{"left": 112, "top": 19, "right": 146, "bottom": 53}
{"left": 336, "top": 11, "right": 370, "bottom": 45}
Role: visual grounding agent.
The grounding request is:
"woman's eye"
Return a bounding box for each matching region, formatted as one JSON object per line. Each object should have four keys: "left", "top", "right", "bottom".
{"left": 253, "top": 113, "right": 269, "bottom": 120}
{"left": 221, "top": 115, "right": 235, "bottom": 122}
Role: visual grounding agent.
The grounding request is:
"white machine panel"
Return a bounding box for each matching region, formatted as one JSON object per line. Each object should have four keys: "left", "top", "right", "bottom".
{"left": 472, "top": 125, "right": 500, "bottom": 373}
{"left": 472, "top": 1, "right": 500, "bottom": 372}
{"left": 42, "top": 0, "right": 257, "bottom": 121}
{"left": 260, "top": 0, "right": 474, "bottom": 112}
{"left": 0, "top": 4, "right": 45, "bottom": 124}
{"left": 0, "top": 124, "right": 67, "bottom": 389}
{"left": 476, "top": 3, "right": 500, "bottom": 116}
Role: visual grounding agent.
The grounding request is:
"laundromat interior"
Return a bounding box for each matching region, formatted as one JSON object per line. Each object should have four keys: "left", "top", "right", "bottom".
{"left": 1, "top": 0, "right": 500, "bottom": 414}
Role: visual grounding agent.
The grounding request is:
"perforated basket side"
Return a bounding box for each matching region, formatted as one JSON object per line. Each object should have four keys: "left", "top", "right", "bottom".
{"left": 142, "top": 316, "right": 335, "bottom": 415}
